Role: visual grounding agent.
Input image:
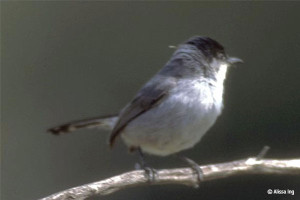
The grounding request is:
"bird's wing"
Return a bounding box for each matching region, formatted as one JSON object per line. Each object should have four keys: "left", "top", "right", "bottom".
{"left": 109, "top": 75, "right": 177, "bottom": 147}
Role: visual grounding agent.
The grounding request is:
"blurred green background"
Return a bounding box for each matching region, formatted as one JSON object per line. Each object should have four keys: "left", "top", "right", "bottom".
{"left": 2, "top": 2, "right": 300, "bottom": 200}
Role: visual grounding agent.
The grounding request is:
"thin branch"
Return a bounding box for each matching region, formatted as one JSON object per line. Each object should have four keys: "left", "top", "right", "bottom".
{"left": 39, "top": 157, "right": 300, "bottom": 200}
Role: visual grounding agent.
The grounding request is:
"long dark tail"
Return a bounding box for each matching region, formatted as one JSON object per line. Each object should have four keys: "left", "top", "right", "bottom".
{"left": 48, "top": 114, "right": 119, "bottom": 135}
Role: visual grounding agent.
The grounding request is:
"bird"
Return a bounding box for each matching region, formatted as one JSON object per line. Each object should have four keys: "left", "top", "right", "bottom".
{"left": 49, "top": 36, "right": 242, "bottom": 182}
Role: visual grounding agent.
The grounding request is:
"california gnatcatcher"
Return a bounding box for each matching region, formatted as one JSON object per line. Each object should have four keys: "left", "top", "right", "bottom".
{"left": 49, "top": 36, "right": 242, "bottom": 158}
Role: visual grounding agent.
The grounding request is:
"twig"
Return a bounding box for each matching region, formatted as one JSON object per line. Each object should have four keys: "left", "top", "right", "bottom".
{"left": 256, "top": 145, "right": 270, "bottom": 160}
{"left": 39, "top": 157, "right": 300, "bottom": 200}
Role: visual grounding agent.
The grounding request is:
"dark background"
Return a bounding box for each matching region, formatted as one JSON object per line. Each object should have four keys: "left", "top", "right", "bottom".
{"left": 2, "top": 2, "right": 300, "bottom": 200}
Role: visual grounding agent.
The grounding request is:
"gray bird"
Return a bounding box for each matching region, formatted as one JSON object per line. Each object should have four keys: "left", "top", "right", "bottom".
{"left": 49, "top": 36, "right": 242, "bottom": 161}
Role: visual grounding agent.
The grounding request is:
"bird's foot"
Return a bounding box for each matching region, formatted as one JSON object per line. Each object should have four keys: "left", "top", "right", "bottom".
{"left": 135, "top": 147, "right": 157, "bottom": 183}
{"left": 135, "top": 163, "right": 157, "bottom": 183}
{"left": 178, "top": 156, "right": 204, "bottom": 188}
{"left": 143, "top": 166, "right": 157, "bottom": 183}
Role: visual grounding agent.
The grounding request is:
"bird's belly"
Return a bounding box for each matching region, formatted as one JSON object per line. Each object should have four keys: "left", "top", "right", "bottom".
{"left": 121, "top": 83, "right": 222, "bottom": 156}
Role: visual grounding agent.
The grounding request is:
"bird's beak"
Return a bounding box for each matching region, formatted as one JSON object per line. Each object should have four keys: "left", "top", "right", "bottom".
{"left": 227, "top": 57, "right": 243, "bottom": 65}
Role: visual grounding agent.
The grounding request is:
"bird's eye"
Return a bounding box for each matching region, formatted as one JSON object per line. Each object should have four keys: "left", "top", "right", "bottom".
{"left": 218, "top": 53, "right": 226, "bottom": 61}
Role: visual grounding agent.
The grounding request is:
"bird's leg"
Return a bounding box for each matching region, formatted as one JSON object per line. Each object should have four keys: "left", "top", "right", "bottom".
{"left": 175, "top": 155, "right": 204, "bottom": 188}
{"left": 135, "top": 147, "right": 157, "bottom": 183}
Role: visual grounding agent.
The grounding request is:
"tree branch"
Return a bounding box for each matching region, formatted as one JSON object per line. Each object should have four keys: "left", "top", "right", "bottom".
{"left": 39, "top": 157, "right": 300, "bottom": 200}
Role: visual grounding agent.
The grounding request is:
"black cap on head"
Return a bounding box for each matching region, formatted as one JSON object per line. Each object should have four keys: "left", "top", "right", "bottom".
{"left": 186, "top": 36, "right": 226, "bottom": 61}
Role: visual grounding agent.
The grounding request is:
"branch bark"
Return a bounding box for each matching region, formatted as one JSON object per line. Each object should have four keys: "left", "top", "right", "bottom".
{"left": 39, "top": 157, "right": 300, "bottom": 200}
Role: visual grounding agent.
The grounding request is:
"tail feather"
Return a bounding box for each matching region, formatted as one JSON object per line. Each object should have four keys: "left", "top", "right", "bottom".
{"left": 48, "top": 114, "right": 119, "bottom": 135}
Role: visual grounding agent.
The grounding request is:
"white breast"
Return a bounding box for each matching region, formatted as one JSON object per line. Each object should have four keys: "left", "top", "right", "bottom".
{"left": 121, "top": 77, "right": 225, "bottom": 156}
